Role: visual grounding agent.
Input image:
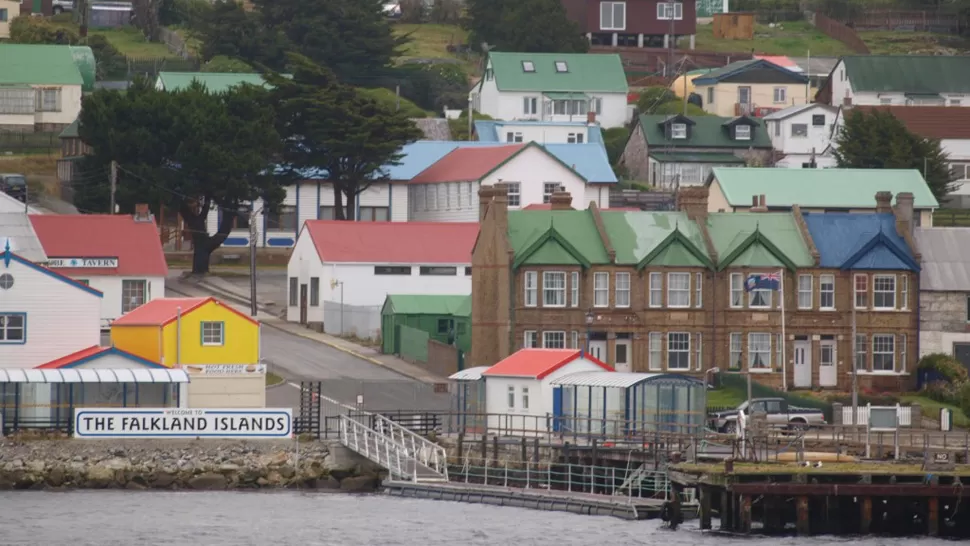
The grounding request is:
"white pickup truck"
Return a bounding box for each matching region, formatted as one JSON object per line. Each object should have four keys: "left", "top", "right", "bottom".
{"left": 710, "top": 397, "right": 827, "bottom": 433}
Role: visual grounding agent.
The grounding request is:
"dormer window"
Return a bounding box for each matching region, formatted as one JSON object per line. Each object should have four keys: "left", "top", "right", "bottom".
{"left": 735, "top": 125, "right": 751, "bottom": 141}
{"left": 555, "top": 61, "right": 568, "bottom": 72}
{"left": 522, "top": 61, "right": 535, "bottom": 72}
{"left": 671, "top": 123, "right": 687, "bottom": 139}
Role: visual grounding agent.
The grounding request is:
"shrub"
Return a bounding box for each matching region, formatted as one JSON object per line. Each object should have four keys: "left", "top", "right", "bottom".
{"left": 395, "top": 62, "right": 469, "bottom": 112}
{"left": 918, "top": 353, "right": 969, "bottom": 384}
{"left": 636, "top": 86, "right": 674, "bottom": 114}
{"left": 429, "top": 0, "right": 463, "bottom": 24}
{"left": 603, "top": 126, "right": 631, "bottom": 166}
{"left": 10, "top": 16, "right": 80, "bottom": 44}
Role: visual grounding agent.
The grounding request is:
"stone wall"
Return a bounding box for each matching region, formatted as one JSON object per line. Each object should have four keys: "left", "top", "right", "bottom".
{"left": 920, "top": 291, "right": 970, "bottom": 356}
{"left": 0, "top": 440, "right": 383, "bottom": 491}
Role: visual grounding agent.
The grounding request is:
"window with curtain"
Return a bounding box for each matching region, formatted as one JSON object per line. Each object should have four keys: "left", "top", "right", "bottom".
{"left": 649, "top": 272, "right": 662, "bottom": 307}
{"left": 615, "top": 272, "right": 630, "bottom": 307}
{"left": 667, "top": 272, "right": 690, "bottom": 307}
{"left": 648, "top": 332, "right": 662, "bottom": 371}
{"left": 748, "top": 333, "right": 771, "bottom": 369}
{"left": 543, "top": 272, "right": 566, "bottom": 307}
{"left": 594, "top": 272, "right": 609, "bottom": 307}
{"left": 667, "top": 332, "right": 690, "bottom": 370}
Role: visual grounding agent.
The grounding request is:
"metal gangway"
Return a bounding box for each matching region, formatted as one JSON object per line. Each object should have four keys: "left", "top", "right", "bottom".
{"left": 339, "top": 411, "right": 449, "bottom": 483}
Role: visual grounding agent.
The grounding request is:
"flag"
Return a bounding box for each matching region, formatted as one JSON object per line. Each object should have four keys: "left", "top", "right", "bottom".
{"left": 745, "top": 272, "right": 780, "bottom": 292}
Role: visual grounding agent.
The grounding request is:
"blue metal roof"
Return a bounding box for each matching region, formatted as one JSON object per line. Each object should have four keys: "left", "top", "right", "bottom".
{"left": 802, "top": 213, "right": 919, "bottom": 271}
{"left": 474, "top": 120, "right": 605, "bottom": 148}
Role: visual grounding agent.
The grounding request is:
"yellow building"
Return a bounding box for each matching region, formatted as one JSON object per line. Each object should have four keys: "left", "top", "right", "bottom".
{"left": 669, "top": 68, "right": 715, "bottom": 98}
{"left": 0, "top": 0, "right": 18, "bottom": 39}
{"left": 110, "top": 297, "right": 260, "bottom": 367}
{"left": 692, "top": 58, "right": 810, "bottom": 118}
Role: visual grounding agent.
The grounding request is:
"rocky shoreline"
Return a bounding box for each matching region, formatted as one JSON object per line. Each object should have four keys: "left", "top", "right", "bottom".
{"left": 0, "top": 440, "right": 383, "bottom": 491}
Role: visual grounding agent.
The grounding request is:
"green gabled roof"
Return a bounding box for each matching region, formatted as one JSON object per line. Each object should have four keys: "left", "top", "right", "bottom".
{"left": 710, "top": 168, "right": 940, "bottom": 209}
{"left": 0, "top": 44, "right": 84, "bottom": 86}
{"left": 59, "top": 118, "right": 80, "bottom": 139}
{"left": 509, "top": 210, "right": 610, "bottom": 266}
{"left": 649, "top": 152, "right": 746, "bottom": 164}
{"left": 156, "top": 72, "right": 270, "bottom": 93}
{"left": 382, "top": 294, "right": 471, "bottom": 316}
{"left": 706, "top": 213, "right": 814, "bottom": 270}
{"left": 638, "top": 114, "right": 772, "bottom": 149}
{"left": 486, "top": 52, "right": 629, "bottom": 94}
{"left": 598, "top": 211, "right": 711, "bottom": 267}
{"left": 842, "top": 55, "right": 970, "bottom": 94}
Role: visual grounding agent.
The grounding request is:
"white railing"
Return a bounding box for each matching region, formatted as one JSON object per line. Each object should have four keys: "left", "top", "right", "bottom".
{"left": 373, "top": 413, "right": 449, "bottom": 481}
{"left": 841, "top": 405, "right": 912, "bottom": 427}
{"left": 339, "top": 415, "right": 411, "bottom": 480}
{"left": 338, "top": 413, "right": 448, "bottom": 482}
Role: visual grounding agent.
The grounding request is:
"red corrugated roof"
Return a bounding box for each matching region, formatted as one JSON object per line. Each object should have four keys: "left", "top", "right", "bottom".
{"left": 522, "top": 204, "right": 641, "bottom": 211}
{"left": 482, "top": 349, "right": 612, "bottom": 379}
{"left": 755, "top": 55, "right": 798, "bottom": 69}
{"left": 36, "top": 346, "right": 108, "bottom": 368}
{"left": 851, "top": 105, "right": 970, "bottom": 140}
{"left": 29, "top": 214, "right": 168, "bottom": 277}
{"left": 304, "top": 220, "right": 479, "bottom": 264}
{"left": 111, "top": 296, "right": 259, "bottom": 327}
{"left": 410, "top": 145, "right": 524, "bottom": 184}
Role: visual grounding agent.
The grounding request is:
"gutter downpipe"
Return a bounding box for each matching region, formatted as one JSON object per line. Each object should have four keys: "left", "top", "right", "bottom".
{"left": 176, "top": 306, "right": 182, "bottom": 367}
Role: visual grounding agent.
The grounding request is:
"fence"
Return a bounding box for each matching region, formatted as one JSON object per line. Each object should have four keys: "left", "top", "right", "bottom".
{"left": 0, "top": 132, "right": 60, "bottom": 154}
{"left": 931, "top": 209, "right": 970, "bottom": 228}
{"left": 398, "top": 325, "right": 429, "bottom": 362}
{"left": 322, "top": 300, "right": 380, "bottom": 339}
{"left": 811, "top": 12, "right": 871, "bottom": 54}
{"left": 125, "top": 56, "right": 201, "bottom": 79}
{"left": 840, "top": 404, "right": 913, "bottom": 427}
{"left": 843, "top": 9, "right": 969, "bottom": 34}
{"left": 158, "top": 27, "right": 193, "bottom": 59}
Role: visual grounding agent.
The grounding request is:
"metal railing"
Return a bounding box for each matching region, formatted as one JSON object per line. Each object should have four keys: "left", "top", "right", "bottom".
{"left": 339, "top": 415, "right": 414, "bottom": 481}
{"left": 372, "top": 412, "right": 449, "bottom": 481}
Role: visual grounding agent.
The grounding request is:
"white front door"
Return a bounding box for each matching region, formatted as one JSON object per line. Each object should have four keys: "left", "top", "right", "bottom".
{"left": 819, "top": 340, "right": 837, "bottom": 387}
{"left": 588, "top": 341, "right": 607, "bottom": 362}
{"left": 793, "top": 340, "right": 812, "bottom": 388}
{"left": 614, "top": 339, "right": 631, "bottom": 372}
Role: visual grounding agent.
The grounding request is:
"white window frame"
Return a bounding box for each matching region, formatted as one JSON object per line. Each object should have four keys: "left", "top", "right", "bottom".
{"left": 648, "top": 332, "right": 662, "bottom": 371}
{"left": 506, "top": 131, "right": 524, "bottom": 143}
{"left": 671, "top": 123, "right": 687, "bottom": 139}
{"left": 872, "top": 334, "right": 895, "bottom": 372}
{"left": 567, "top": 133, "right": 585, "bottom": 144}
{"left": 122, "top": 279, "right": 149, "bottom": 314}
{"left": 855, "top": 333, "right": 867, "bottom": 371}
{"left": 593, "top": 272, "right": 609, "bottom": 307}
{"left": 773, "top": 87, "right": 786, "bottom": 104}
{"left": 657, "top": 1, "right": 682, "bottom": 20}
{"left": 667, "top": 272, "right": 690, "bottom": 308}
{"left": 748, "top": 276, "right": 772, "bottom": 309}
{"left": 543, "top": 330, "right": 566, "bottom": 349}
{"left": 901, "top": 334, "right": 907, "bottom": 372}
{"left": 791, "top": 123, "right": 808, "bottom": 137}
{"left": 570, "top": 271, "right": 579, "bottom": 307}
{"left": 819, "top": 274, "right": 835, "bottom": 310}
{"left": 873, "top": 274, "right": 896, "bottom": 310}
{"left": 735, "top": 125, "right": 751, "bottom": 140}
{"left": 730, "top": 273, "right": 743, "bottom": 308}
{"left": 523, "top": 97, "right": 537, "bottom": 116}
{"left": 729, "top": 332, "right": 743, "bottom": 370}
{"left": 524, "top": 330, "right": 537, "bottom": 348}
{"left": 0, "top": 313, "right": 25, "bottom": 344}
{"left": 695, "top": 332, "right": 703, "bottom": 371}
{"left": 542, "top": 182, "right": 561, "bottom": 204}
{"left": 775, "top": 333, "right": 783, "bottom": 369}
{"left": 667, "top": 332, "right": 690, "bottom": 370}
{"left": 601, "top": 1, "right": 626, "bottom": 30}
{"left": 797, "top": 274, "right": 812, "bottom": 310}
{"left": 506, "top": 182, "right": 521, "bottom": 207}
{"left": 748, "top": 332, "right": 771, "bottom": 370}
{"left": 695, "top": 272, "right": 702, "bottom": 308}
{"left": 615, "top": 272, "right": 631, "bottom": 308}
{"left": 524, "top": 271, "right": 537, "bottom": 307}
{"left": 649, "top": 272, "right": 663, "bottom": 308}
{"left": 854, "top": 273, "right": 868, "bottom": 309}
{"left": 542, "top": 271, "right": 566, "bottom": 307}
{"left": 521, "top": 387, "right": 530, "bottom": 410}
{"left": 201, "top": 321, "right": 224, "bottom": 346}
{"left": 901, "top": 275, "right": 909, "bottom": 310}
{"left": 571, "top": 331, "right": 579, "bottom": 349}
{"left": 507, "top": 385, "right": 516, "bottom": 409}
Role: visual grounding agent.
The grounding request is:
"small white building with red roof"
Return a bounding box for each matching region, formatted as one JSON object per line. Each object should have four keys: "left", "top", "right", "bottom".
{"left": 481, "top": 348, "right": 612, "bottom": 432}
{"left": 287, "top": 220, "right": 479, "bottom": 332}
{"left": 29, "top": 206, "right": 168, "bottom": 328}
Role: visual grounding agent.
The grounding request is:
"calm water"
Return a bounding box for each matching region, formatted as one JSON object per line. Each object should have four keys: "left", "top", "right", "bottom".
{"left": 0, "top": 491, "right": 953, "bottom": 545}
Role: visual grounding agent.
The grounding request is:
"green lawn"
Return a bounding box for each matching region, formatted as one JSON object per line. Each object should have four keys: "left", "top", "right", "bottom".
{"left": 859, "top": 30, "right": 970, "bottom": 55}
{"left": 707, "top": 387, "right": 746, "bottom": 409}
{"left": 393, "top": 23, "right": 479, "bottom": 75}
{"left": 95, "top": 27, "right": 179, "bottom": 59}
{"left": 901, "top": 394, "right": 970, "bottom": 428}
{"left": 266, "top": 372, "right": 284, "bottom": 387}
{"left": 693, "top": 20, "right": 851, "bottom": 56}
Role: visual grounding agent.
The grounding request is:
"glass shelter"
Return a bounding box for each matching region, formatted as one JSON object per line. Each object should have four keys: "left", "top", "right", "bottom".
{"left": 448, "top": 366, "right": 488, "bottom": 434}
{"left": 551, "top": 372, "right": 706, "bottom": 437}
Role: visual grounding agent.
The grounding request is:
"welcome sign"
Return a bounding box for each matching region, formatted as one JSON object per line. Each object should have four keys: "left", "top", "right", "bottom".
{"left": 74, "top": 408, "right": 292, "bottom": 439}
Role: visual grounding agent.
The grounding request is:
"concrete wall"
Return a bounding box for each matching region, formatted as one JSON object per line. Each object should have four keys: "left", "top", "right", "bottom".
{"left": 186, "top": 374, "right": 266, "bottom": 408}
{"left": 322, "top": 300, "right": 381, "bottom": 339}
{"left": 920, "top": 291, "right": 970, "bottom": 357}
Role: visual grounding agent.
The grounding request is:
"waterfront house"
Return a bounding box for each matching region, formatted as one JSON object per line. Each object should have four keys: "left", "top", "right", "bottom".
{"left": 762, "top": 103, "right": 839, "bottom": 168}
{"left": 0, "top": 44, "right": 90, "bottom": 132}
{"left": 691, "top": 58, "right": 810, "bottom": 118}
{"left": 111, "top": 296, "right": 260, "bottom": 367}
{"left": 816, "top": 55, "right": 970, "bottom": 108}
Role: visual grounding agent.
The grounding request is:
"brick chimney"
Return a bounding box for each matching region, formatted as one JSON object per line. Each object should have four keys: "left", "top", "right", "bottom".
{"left": 874, "top": 191, "right": 893, "bottom": 214}
{"left": 750, "top": 194, "right": 768, "bottom": 213}
{"left": 133, "top": 203, "right": 152, "bottom": 222}
{"left": 490, "top": 182, "right": 509, "bottom": 233}
{"left": 478, "top": 185, "right": 495, "bottom": 222}
{"left": 471, "top": 181, "right": 512, "bottom": 369}
{"left": 894, "top": 192, "right": 915, "bottom": 237}
{"left": 587, "top": 111, "right": 596, "bottom": 125}
{"left": 676, "top": 186, "right": 709, "bottom": 221}
{"left": 550, "top": 191, "right": 572, "bottom": 210}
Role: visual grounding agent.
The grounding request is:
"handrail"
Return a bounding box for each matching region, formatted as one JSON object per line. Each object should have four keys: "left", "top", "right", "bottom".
{"left": 373, "top": 413, "right": 449, "bottom": 481}
{"left": 339, "top": 413, "right": 448, "bottom": 482}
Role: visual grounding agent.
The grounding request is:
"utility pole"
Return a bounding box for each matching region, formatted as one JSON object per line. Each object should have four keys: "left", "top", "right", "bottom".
{"left": 78, "top": 0, "right": 89, "bottom": 37}
{"left": 110, "top": 160, "right": 117, "bottom": 214}
{"left": 249, "top": 207, "right": 258, "bottom": 317}
{"left": 851, "top": 282, "right": 859, "bottom": 426}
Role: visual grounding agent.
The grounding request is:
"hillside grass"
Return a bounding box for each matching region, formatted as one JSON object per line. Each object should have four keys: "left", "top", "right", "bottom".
{"left": 49, "top": 17, "right": 179, "bottom": 59}
{"left": 901, "top": 394, "right": 970, "bottom": 428}
{"left": 393, "top": 23, "right": 480, "bottom": 75}
{"left": 692, "top": 20, "right": 851, "bottom": 56}
{"left": 860, "top": 30, "right": 970, "bottom": 55}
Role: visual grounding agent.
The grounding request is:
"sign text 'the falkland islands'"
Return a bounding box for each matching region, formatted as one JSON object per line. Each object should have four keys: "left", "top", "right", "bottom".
{"left": 74, "top": 408, "right": 292, "bottom": 439}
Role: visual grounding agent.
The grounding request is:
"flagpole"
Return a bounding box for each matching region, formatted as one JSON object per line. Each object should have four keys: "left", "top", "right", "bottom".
{"left": 780, "top": 268, "right": 788, "bottom": 391}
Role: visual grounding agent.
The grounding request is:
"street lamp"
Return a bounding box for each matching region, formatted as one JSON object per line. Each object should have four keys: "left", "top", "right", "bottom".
{"left": 583, "top": 309, "right": 594, "bottom": 358}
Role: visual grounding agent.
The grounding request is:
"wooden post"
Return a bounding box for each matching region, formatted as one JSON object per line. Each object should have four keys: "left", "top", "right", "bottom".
{"left": 739, "top": 494, "right": 752, "bottom": 533}
{"left": 762, "top": 496, "right": 782, "bottom": 533}
{"left": 796, "top": 496, "right": 810, "bottom": 536}
{"left": 928, "top": 497, "right": 940, "bottom": 537}
{"left": 720, "top": 489, "right": 732, "bottom": 531}
{"left": 670, "top": 483, "right": 684, "bottom": 530}
{"left": 492, "top": 435, "right": 499, "bottom": 463}
{"left": 533, "top": 438, "right": 540, "bottom": 462}
{"left": 457, "top": 433, "right": 464, "bottom": 460}
{"left": 860, "top": 497, "right": 872, "bottom": 534}
{"left": 480, "top": 434, "right": 488, "bottom": 463}
{"left": 520, "top": 437, "right": 527, "bottom": 462}
{"left": 699, "top": 485, "right": 712, "bottom": 530}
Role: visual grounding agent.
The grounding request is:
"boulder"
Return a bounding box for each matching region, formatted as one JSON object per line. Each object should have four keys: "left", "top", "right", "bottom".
{"left": 187, "top": 472, "right": 228, "bottom": 490}
{"left": 339, "top": 475, "right": 379, "bottom": 492}
{"left": 85, "top": 465, "right": 114, "bottom": 488}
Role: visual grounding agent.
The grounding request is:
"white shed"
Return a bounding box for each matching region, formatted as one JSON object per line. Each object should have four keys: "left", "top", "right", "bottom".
{"left": 481, "top": 348, "right": 612, "bottom": 434}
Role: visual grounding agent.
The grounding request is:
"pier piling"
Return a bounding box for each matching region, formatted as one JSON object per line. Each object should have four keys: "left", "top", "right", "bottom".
{"left": 796, "top": 496, "right": 810, "bottom": 536}
{"left": 929, "top": 497, "right": 940, "bottom": 536}
{"left": 739, "top": 495, "right": 752, "bottom": 533}
{"left": 698, "top": 486, "right": 712, "bottom": 530}
{"left": 860, "top": 497, "right": 872, "bottom": 534}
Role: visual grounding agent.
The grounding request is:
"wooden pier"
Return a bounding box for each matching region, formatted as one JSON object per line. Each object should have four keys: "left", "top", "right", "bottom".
{"left": 383, "top": 480, "right": 697, "bottom": 521}
{"left": 672, "top": 461, "right": 970, "bottom": 538}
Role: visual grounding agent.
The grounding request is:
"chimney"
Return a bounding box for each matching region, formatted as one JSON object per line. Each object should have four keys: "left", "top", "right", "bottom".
{"left": 587, "top": 111, "right": 596, "bottom": 126}
{"left": 550, "top": 191, "right": 573, "bottom": 211}
{"left": 874, "top": 191, "right": 893, "bottom": 213}
{"left": 478, "top": 185, "right": 495, "bottom": 222}
{"left": 491, "top": 182, "right": 509, "bottom": 234}
{"left": 751, "top": 195, "right": 758, "bottom": 207}
{"left": 894, "top": 191, "right": 915, "bottom": 237}
{"left": 750, "top": 194, "right": 768, "bottom": 213}
{"left": 677, "top": 186, "right": 710, "bottom": 221}
{"left": 133, "top": 203, "right": 152, "bottom": 223}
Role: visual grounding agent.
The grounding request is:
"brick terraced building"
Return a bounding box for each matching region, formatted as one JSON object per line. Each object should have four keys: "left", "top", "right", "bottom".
{"left": 471, "top": 185, "right": 921, "bottom": 391}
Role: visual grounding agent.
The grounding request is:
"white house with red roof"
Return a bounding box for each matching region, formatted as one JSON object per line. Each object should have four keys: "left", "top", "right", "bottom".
{"left": 287, "top": 220, "right": 478, "bottom": 333}
{"left": 408, "top": 142, "right": 607, "bottom": 222}
{"left": 481, "top": 348, "right": 612, "bottom": 432}
{"left": 29, "top": 207, "right": 168, "bottom": 328}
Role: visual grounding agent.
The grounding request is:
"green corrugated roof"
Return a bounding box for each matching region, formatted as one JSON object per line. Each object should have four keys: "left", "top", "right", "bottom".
{"left": 638, "top": 114, "right": 772, "bottom": 149}
{"left": 509, "top": 210, "right": 611, "bottom": 265}
{"left": 487, "top": 52, "right": 629, "bottom": 93}
{"left": 649, "top": 152, "right": 746, "bottom": 163}
{"left": 59, "top": 118, "right": 80, "bottom": 139}
{"left": 843, "top": 56, "right": 970, "bottom": 94}
{"left": 599, "top": 211, "right": 710, "bottom": 266}
{"left": 383, "top": 294, "right": 470, "bottom": 316}
{"left": 157, "top": 72, "right": 270, "bottom": 93}
{"left": 0, "top": 45, "right": 84, "bottom": 86}
{"left": 710, "top": 168, "right": 940, "bottom": 209}
{"left": 706, "top": 213, "right": 814, "bottom": 268}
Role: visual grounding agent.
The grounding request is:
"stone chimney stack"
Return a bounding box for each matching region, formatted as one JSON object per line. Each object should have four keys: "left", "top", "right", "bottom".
{"left": 750, "top": 194, "right": 768, "bottom": 213}
{"left": 478, "top": 185, "right": 495, "bottom": 222}
{"left": 550, "top": 191, "right": 572, "bottom": 210}
{"left": 491, "top": 182, "right": 509, "bottom": 233}
{"left": 894, "top": 191, "right": 915, "bottom": 236}
{"left": 677, "top": 186, "right": 710, "bottom": 221}
{"left": 587, "top": 111, "right": 596, "bottom": 125}
{"left": 133, "top": 204, "right": 152, "bottom": 222}
{"left": 875, "top": 191, "right": 893, "bottom": 214}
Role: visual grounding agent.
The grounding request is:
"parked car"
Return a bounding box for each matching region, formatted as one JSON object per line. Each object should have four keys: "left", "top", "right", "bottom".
{"left": 0, "top": 174, "right": 27, "bottom": 203}
{"left": 52, "top": 0, "right": 74, "bottom": 14}
{"left": 710, "top": 398, "right": 826, "bottom": 433}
